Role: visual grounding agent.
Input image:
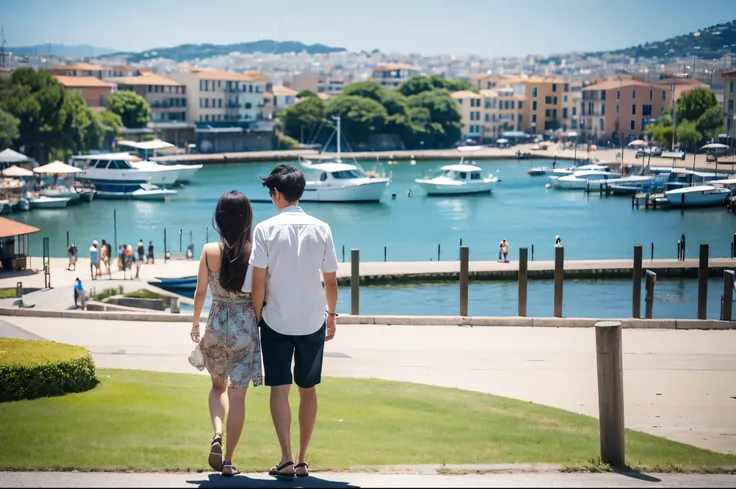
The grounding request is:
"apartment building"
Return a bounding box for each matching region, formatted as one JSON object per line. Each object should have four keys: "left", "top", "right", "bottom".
{"left": 451, "top": 89, "right": 526, "bottom": 141}
{"left": 724, "top": 69, "right": 736, "bottom": 138}
{"left": 561, "top": 82, "right": 582, "bottom": 132}
{"left": 470, "top": 74, "right": 566, "bottom": 134}
{"left": 581, "top": 78, "right": 707, "bottom": 143}
{"left": 371, "top": 63, "right": 420, "bottom": 90}
{"left": 53, "top": 75, "right": 115, "bottom": 108}
{"left": 107, "top": 73, "right": 186, "bottom": 122}
{"left": 167, "top": 69, "right": 266, "bottom": 125}
{"left": 283, "top": 73, "right": 345, "bottom": 95}
{"left": 271, "top": 86, "right": 298, "bottom": 114}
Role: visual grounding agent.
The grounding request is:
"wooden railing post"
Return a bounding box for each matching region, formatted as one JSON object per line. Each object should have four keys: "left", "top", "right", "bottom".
{"left": 350, "top": 249, "right": 359, "bottom": 316}
{"left": 518, "top": 247, "right": 528, "bottom": 317}
{"left": 460, "top": 246, "right": 469, "bottom": 317}
{"left": 698, "top": 244, "right": 709, "bottom": 320}
{"left": 723, "top": 270, "right": 734, "bottom": 322}
{"left": 595, "top": 321, "right": 626, "bottom": 468}
{"left": 632, "top": 245, "right": 643, "bottom": 319}
{"left": 554, "top": 246, "right": 564, "bottom": 318}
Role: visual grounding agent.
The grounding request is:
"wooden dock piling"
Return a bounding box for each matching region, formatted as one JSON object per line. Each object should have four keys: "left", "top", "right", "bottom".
{"left": 351, "top": 249, "right": 360, "bottom": 315}
{"left": 554, "top": 246, "right": 564, "bottom": 318}
{"left": 595, "top": 321, "right": 626, "bottom": 468}
{"left": 518, "top": 247, "right": 528, "bottom": 317}
{"left": 460, "top": 246, "right": 469, "bottom": 316}
{"left": 632, "top": 245, "right": 643, "bottom": 319}
{"left": 698, "top": 244, "right": 709, "bottom": 320}
{"left": 645, "top": 270, "right": 656, "bottom": 319}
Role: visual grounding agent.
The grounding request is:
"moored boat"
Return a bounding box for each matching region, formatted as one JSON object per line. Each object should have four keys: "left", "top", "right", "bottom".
{"left": 660, "top": 185, "right": 731, "bottom": 207}
{"left": 29, "top": 195, "right": 71, "bottom": 209}
{"left": 415, "top": 161, "right": 498, "bottom": 195}
{"left": 95, "top": 183, "right": 177, "bottom": 201}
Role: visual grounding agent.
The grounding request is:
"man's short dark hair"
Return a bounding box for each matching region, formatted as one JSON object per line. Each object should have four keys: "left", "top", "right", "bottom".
{"left": 260, "top": 165, "right": 306, "bottom": 202}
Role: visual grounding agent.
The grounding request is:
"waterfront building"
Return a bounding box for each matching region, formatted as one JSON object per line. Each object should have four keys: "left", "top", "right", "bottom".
{"left": 50, "top": 62, "right": 110, "bottom": 78}
{"left": 723, "top": 69, "right": 736, "bottom": 140}
{"left": 107, "top": 73, "right": 187, "bottom": 123}
{"left": 0, "top": 67, "right": 11, "bottom": 78}
{"left": 451, "top": 88, "right": 526, "bottom": 142}
{"left": 166, "top": 69, "right": 267, "bottom": 125}
{"left": 283, "top": 73, "right": 346, "bottom": 95}
{"left": 372, "top": 63, "right": 420, "bottom": 90}
{"left": 581, "top": 78, "right": 708, "bottom": 144}
{"left": 561, "top": 82, "right": 583, "bottom": 132}
{"left": 53, "top": 75, "right": 115, "bottom": 108}
{"left": 271, "top": 86, "right": 298, "bottom": 114}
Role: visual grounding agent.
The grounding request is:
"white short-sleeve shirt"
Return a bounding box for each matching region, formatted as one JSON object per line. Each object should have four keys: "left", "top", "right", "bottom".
{"left": 248, "top": 206, "right": 339, "bottom": 336}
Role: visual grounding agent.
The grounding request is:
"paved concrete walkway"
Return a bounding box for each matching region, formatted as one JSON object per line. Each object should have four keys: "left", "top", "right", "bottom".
{"left": 1, "top": 470, "right": 735, "bottom": 488}
{"left": 2, "top": 317, "right": 734, "bottom": 454}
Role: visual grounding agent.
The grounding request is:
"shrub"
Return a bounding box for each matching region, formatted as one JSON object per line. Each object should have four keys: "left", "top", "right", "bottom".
{"left": 0, "top": 339, "right": 98, "bottom": 402}
{"left": 91, "top": 285, "right": 124, "bottom": 302}
{"left": 124, "top": 289, "right": 172, "bottom": 307}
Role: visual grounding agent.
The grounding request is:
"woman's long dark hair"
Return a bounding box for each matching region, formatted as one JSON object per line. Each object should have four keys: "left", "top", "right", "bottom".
{"left": 212, "top": 190, "right": 253, "bottom": 292}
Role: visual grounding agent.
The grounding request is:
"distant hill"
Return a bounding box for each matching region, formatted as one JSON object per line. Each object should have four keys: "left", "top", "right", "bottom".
{"left": 7, "top": 43, "right": 117, "bottom": 58}
{"left": 585, "top": 19, "right": 736, "bottom": 60}
{"left": 103, "top": 40, "right": 346, "bottom": 63}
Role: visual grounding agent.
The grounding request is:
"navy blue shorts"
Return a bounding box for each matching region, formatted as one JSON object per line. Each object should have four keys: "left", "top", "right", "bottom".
{"left": 259, "top": 319, "right": 325, "bottom": 388}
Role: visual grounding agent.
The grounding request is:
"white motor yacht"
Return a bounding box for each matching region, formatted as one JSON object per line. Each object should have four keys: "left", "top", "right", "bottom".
{"left": 661, "top": 185, "right": 731, "bottom": 207}
{"left": 40, "top": 186, "right": 81, "bottom": 202}
{"left": 546, "top": 164, "right": 612, "bottom": 179}
{"left": 118, "top": 140, "right": 202, "bottom": 184}
{"left": 73, "top": 153, "right": 180, "bottom": 189}
{"left": 95, "top": 183, "right": 177, "bottom": 201}
{"left": 415, "top": 161, "right": 498, "bottom": 195}
{"left": 28, "top": 195, "right": 71, "bottom": 209}
{"left": 550, "top": 170, "right": 621, "bottom": 190}
{"left": 298, "top": 116, "right": 391, "bottom": 203}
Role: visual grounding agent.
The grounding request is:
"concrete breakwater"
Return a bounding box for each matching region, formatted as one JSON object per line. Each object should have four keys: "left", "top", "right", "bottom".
{"left": 334, "top": 258, "right": 736, "bottom": 285}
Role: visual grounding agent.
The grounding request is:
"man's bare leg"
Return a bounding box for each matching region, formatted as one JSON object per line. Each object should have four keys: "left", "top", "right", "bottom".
{"left": 270, "top": 384, "right": 295, "bottom": 473}
{"left": 295, "top": 386, "right": 318, "bottom": 468}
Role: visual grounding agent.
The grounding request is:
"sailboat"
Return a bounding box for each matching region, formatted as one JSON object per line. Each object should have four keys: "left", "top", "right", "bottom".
{"left": 298, "top": 116, "right": 391, "bottom": 203}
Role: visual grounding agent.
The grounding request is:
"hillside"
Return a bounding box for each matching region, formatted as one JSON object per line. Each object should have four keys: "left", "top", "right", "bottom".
{"left": 103, "top": 40, "right": 346, "bottom": 63}
{"left": 585, "top": 19, "right": 736, "bottom": 60}
{"left": 7, "top": 43, "right": 117, "bottom": 58}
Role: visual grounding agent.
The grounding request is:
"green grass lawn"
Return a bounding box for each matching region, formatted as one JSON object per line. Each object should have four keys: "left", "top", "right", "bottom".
{"left": 0, "top": 288, "right": 17, "bottom": 299}
{"left": 0, "top": 369, "right": 733, "bottom": 472}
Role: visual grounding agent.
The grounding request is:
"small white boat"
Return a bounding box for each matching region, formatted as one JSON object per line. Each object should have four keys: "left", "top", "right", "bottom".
{"left": 119, "top": 139, "right": 201, "bottom": 183}
{"left": 301, "top": 162, "right": 390, "bottom": 202}
{"left": 607, "top": 175, "right": 656, "bottom": 194}
{"left": 95, "top": 183, "right": 177, "bottom": 201}
{"left": 12, "top": 198, "right": 31, "bottom": 212}
{"left": 662, "top": 185, "right": 731, "bottom": 207}
{"left": 131, "top": 160, "right": 200, "bottom": 185}
{"left": 547, "top": 164, "right": 612, "bottom": 179}
{"left": 415, "top": 162, "right": 499, "bottom": 195}
{"left": 29, "top": 196, "right": 71, "bottom": 209}
{"left": 550, "top": 170, "right": 621, "bottom": 190}
{"left": 40, "top": 186, "right": 81, "bottom": 202}
{"left": 73, "top": 153, "right": 180, "bottom": 188}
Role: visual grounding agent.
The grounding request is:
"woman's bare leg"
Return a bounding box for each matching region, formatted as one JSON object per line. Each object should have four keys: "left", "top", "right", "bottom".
{"left": 209, "top": 378, "right": 228, "bottom": 435}
{"left": 224, "top": 387, "right": 247, "bottom": 462}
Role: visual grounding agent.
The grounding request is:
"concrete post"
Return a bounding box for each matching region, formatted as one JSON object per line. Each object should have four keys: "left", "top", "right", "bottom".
{"left": 351, "top": 249, "right": 360, "bottom": 316}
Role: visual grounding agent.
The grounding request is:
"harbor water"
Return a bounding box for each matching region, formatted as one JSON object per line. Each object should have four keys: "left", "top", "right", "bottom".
{"left": 12, "top": 158, "right": 736, "bottom": 261}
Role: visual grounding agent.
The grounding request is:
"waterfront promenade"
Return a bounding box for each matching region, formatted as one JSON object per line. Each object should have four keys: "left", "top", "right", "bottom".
{"left": 151, "top": 143, "right": 736, "bottom": 174}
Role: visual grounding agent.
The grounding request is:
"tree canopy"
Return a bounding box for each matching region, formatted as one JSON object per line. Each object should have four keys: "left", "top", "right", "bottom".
{"left": 675, "top": 88, "right": 717, "bottom": 123}
{"left": 278, "top": 96, "right": 327, "bottom": 143}
{"left": 398, "top": 75, "right": 474, "bottom": 97}
{"left": 0, "top": 109, "right": 20, "bottom": 149}
{"left": 326, "top": 95, "right": 388, "bottom": 145}
{"left": 0, "top": 68, "right": 104, "bottom": 162}
{"left": 107, "top": 90, "right": 151, "bottom": 128}
{"left": 645, "top": 87, "right": 723, "bottom": 150}
{"left": 296, "top": 90, "right": 319, "bottom": 100}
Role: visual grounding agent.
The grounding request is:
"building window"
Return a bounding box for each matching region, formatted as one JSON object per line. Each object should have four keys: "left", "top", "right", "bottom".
{"left": 485, "top": 100, "right": 490, "bottom": 109}
{"left": 630, "top": 120, "right": 635, "bottom": 130}
{"left": 564, "top": 83, "right": 569, "bottom": 92}
{"left": 729, "top": 100, "right": 734, "bottom": 111}
{"left": 563, "top": 94, "right": 568, "bottom": 102}
{"left": 217, "top": 81, "right": 222, "bottom": 88}
{"left": 532, "top": 101, "right": 537, "bottom": 111}
{"left": 205, "top": 114, "right": 210, "bottom": 122}
{"left": 662, "top": 90, "right": 666, "bottom": 100}
{"left": 485, "top": 113, "right": 490, "bottom": 122}
{"left": 204, "top": 99, "right": 209, "bottom": 108}
{"left": 642, "top": 104, "right": 652, "bottom": 116}
{"left": 199, "top": 115, "right": 203, "bottom": 122}
{"left": 600, "top": 119, "right": 604, "bottom": 131}
{"left": 553, "top": 96, "right": 558, "bottom": 105}
{"left": 510, "top": 101, "right": 515, "bottom": 109}
{"left": 204, "top": 80, "right": 209, "bottom": 91}
{"left": 532, "top": 86, "right": 537, "bottom": 97}
{"left": 218, "top": 99, "right": 222, "bottom": 108}
{"left": 572, "top": 107, "right": 576, "bottom": 116}
{"left": 649, "top": 89, "right": 653, "bottom": 100}
{"left": 632, "top": 104, "right": 636, "bottom": 115}
{"left": 616, "top": 90, "right": 620, "bottom": 100}
{"left": 504, "top": 101, "right": 509, "bottom": 110}
{"left": 632, "top": 90, "right": 636, "bottom": 99}
{"left": 552, "top": 83, "right": 557, "bottom": 92}
{"left": 458, "top": 99, "right": 462, "bottom": 105}
{"left": 518, "top": 115, "right": 523, "bottom": 127}
{"left": 601, "top": 104, "right": 605, "bottom": 115}
{"left": 545, "top": 96, "right": 551, "bottom": 104}
{"left": 532, "top": 114, "right": 537, "bottom": 123}
{"left": 616, "top": 104, "right": 619, "bottom": 114}
{"left": 545, "top": 109, "right": 551, "bottom": 117}
{"left": 518, "top": 101, "right": 523, "bottom": 109}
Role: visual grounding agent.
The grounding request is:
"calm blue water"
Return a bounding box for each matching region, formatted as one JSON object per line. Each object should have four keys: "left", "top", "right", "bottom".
{"left": 12, "top": 159, "right": 736, "bottom": 261}
{"left": 182, "top": 278, "right": 733, "bottom": 320}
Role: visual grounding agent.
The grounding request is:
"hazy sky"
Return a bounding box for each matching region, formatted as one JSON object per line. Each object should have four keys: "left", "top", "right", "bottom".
{"left": 1, "top": 0, "right": 734, "bottom": 57}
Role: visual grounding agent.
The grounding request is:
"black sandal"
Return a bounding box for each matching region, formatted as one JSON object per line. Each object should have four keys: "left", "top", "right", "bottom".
{"left": 208, "top": 434, "right": 223, "bottom": 472}
{"left": 295, "top": 462, "right": 309, "bottom": 477}
{"left": 222, "top": 461, "right": 240, "bottom": 477}
{"left": 269, "top": 461, "right": 296, "bottom": 479}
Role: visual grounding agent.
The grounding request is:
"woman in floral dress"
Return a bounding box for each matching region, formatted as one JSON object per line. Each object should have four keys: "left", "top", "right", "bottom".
{"left": 190, "top": 190, "right": 262, "bottom": 476}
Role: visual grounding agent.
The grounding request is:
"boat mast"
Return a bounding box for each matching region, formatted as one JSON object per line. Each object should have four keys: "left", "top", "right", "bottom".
{"left": 335, "top": 115, "right": 342, "bottom": 163}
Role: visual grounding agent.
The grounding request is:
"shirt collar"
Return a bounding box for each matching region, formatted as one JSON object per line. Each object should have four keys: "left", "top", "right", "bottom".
{"left": 279, "top": 205, "right": 304, "bottom": 214}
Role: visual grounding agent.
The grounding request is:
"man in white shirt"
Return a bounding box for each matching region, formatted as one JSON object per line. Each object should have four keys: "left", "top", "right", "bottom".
{"left": 250, "top": 164, "right": 339, "bottom": 479}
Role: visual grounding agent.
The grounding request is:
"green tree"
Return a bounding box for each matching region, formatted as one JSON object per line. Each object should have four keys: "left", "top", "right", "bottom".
{"left": 695, "top": 105, "right": 724, "bottom": 142}
{"left": 398, "top": 75, "right": 474, "bottom": 97}
{"left": 407, "top": 89, "right": 463, "bottom": 148}
{"left": 646, "top": 124, "right": 674, "bottom": 148}
{"left": 675, "top": 87, "right": 717, "bottom": 123}
{"left": 676, "top": 120, "right": 702, "bottom": 152}
{"left": 296, "top": 90, "right": 319, "bottom": 100}
{"left": 276, "top": 133, "right": 300, "bottom": 149}
{"left": 278, "top": 97, "right": 327, "bottom": 142}
{"left": 326, "top": 95, "right": 388, "bottom": 144}
{"left": 107, "top": 90, "right": 151, "bottom": 128}
{"left": 0, "top": 108, "right": 20, "bottom": 148}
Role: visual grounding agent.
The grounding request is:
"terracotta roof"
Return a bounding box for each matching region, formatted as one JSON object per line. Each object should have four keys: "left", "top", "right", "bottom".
{"left": 451, "top": 90, "right": 481, "bottom": 99}
{"left": 190, "top": 69, "right": 262, "bottom": 81}
{"left": 273, "top": 86, "right": 298, "bottom": 96}
{"left": 0, "top": 67, "right": 11, "bottom": 73}
{"left": 54, "top": 76, "right": 114, "bottom": 88}
{"left": 110, "top": 65, "right": 140, "bottom": 72}
{"left": 723, "top": 69, "right": 736, "bottom": 76}
{"left": 373, "top": 63, "right": 419, "bottom": 72}
{"left": 582, "top": 79, "right": 651, "bottom": 91}
{"left": 52, "top": 62, "right": 106, "bottom": 71}
{"left": 653, "top": 77, "right": 708, "bottom": 87}
{"left": 242, "top": 70, "right": 270, "bottom": 82}
{"left": 108, "top": 73, "right": 182, "bottom": 87}
{"left": 479, "top": 89, "right": 499, "bottom": 97}
{"left": 0, "top": 217, "right": 40, "bottom": 239}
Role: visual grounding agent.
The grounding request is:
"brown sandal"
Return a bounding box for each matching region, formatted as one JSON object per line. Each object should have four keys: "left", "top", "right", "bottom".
{"left": 208, "top": 434, "right": 223, "bottom": 472}
{"left": 295, "top": 462, "right": 309, "bottom": 477}
{"left": 269, "top": 461, "right": 295, "bottom": 479}
{"left": 222, "top": 461, "right": 240, "bottom": 477}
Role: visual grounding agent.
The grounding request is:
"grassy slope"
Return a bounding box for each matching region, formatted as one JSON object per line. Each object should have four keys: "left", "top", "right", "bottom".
{"left": 0, "top": 369, "right": 733, "bottom": 471}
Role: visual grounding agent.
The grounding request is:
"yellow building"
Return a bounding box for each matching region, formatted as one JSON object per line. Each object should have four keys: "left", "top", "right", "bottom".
{"left": 451, "top": 89, "right": 526, "bottom": 142}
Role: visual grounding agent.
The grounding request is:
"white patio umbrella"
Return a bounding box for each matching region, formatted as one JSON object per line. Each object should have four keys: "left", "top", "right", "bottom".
{"left": 33, "top": 161, "right": 83, "bottom": 174}
{"left": 1, "top": 165, "right": 34, "bottom": 177}
{"left": 700, "top": 143, "right": 728, "bottom": 150}
{"left": 627, "top": 140, "right": 648, "bottom": 147}
{"left": 0, "top": 148, "right": 31, "bottom": 164}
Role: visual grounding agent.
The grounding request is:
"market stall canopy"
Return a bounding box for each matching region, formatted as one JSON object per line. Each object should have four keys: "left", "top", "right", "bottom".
{"left": 0, "top": 217, "right": 40, "bottom": 239}
{"left": 33, "top": 161, "right": 83, "bottom": 174}
{"left": 0, "top": 148, "right": 31, "bottom": 164}
{"left": 1, "top": 165, "right": 34, "bottom": 177}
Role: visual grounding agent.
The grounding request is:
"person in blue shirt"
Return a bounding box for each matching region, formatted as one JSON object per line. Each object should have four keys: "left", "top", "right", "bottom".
{"left": 89, "top": 240, "right": 100, "bottom": 280}
{"left": 74, "top": 278, "right": 84, "bottom": 309}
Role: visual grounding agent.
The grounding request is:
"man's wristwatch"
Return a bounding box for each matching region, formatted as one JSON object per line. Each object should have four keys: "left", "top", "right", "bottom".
{"left": 325, "top": 310, "right": 338, "bottom": 317}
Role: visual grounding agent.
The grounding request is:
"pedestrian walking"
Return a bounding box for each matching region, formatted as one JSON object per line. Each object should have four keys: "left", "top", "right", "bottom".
{"left": 148, "top": 241, "right": 155, "bottom": 264}
{"left": 555, "top": 235, "right": 562, "bottom": 247}
{"left": 67, "top": 242, "right": 77, "bottom": 271}
{"left": 89, "top": 240, "right": 100, "bottom": 280}
{"left": 138, "top": 239, "right": 145, "bottom": 262}
{"left": 498, "top": 238, "right": 509, "bottom": 262}
{"left": 74, "top": 278, "right": 86, "bottom": 310}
